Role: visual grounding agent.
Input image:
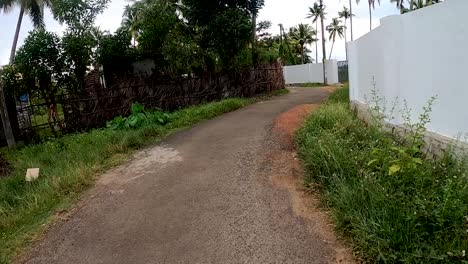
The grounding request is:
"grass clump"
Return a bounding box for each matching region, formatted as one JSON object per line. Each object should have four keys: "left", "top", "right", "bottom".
{"left": 0, "top": 97, "right": 256, "bottom": 263}
{"left": 300, "top": 82, "right": 324, "bottom": 88}
{"left": 296, "top": 87, "right": 468, "bottom": 263}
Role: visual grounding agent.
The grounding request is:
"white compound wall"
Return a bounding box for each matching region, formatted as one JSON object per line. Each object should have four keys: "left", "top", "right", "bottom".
{"left": 283, "top": 60, "right": 339, "bottom": 85}
{"left": 348, "top": 0, "right": 468, "bottom": 142}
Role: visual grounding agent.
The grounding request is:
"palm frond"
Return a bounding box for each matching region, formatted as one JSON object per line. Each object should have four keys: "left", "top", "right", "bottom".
{"left": 0, "top": 0, "right": 17, "bottom": 13}
{"left": 27, "top": 0, "right": 45, "bottom": 28}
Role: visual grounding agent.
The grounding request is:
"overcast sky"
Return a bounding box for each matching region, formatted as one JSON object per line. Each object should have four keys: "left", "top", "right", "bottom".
{"left": 0, "top": 0, "right": 400, "bottom": 65}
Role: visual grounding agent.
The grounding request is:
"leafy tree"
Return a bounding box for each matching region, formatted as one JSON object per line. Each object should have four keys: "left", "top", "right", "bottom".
{"left": 62, "top": 31, "right": 97, "bottom": 92}
{"left": 52, "top": 0, "right": 109, "bottom": 29}
{"left": 256, "top": 22, "right": 286, "bottom": 64}
{"left": 97, "top": 28, "right": 134, "bottom": 86}
{"left": 182, "top": 0, "right": 252, "bottom": 26}
{"left": 326, "top": 18, "right": 345, "bottom": 60}
{"left": 14, "top": 30, "right": 68, "bottom": 134}
{"left": 256, "top": 20, "right": 272, "bottom": 40}
{"left": 209, "top": 8, "right": 252, "bottom": 67}
{"left": 137, "top": 0, "right": 180, "bottom": 71}
{"left": 248, "top": 0, "right": 265, "bottom": 57}
{"left": 0, "top": 65, "right": 27, "bottom": 97}
{"left": 291, "top": 24, "right": 317, "bottom": 64}
{"left": 53, "top": 0, "right": 110, "bottom": 92}
{"left": 122, "top": 4, "right": 142, "bottom": 47}
{"left": 181, "top": 0, "right": 264, "bottom": 69}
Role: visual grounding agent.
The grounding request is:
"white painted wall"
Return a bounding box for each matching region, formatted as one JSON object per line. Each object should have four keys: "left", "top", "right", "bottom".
{"left": 348, "top": 0, "right": 468, "bottom": 142}
{"left": 283, "top": 60, "right": 339, "bottom": 84}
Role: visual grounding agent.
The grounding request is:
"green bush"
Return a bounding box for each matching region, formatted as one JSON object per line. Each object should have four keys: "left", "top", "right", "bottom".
{"left": 107, "top": 103, "right": 171, "bottom": 129}
{"left": 296, "top": 87, "right": 468, "bottom": 263}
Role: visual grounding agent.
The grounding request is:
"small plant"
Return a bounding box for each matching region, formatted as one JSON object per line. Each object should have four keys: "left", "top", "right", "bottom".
{"left": 297, "top": 86, "right": 468, "bottom": 263}
{"left": 107, "top": 103, "right": 171, "bottom": 129}
{"left": 365, "top": 78, "right": 437, "bottom": 176}
{"left": 401, "top": 96, "right": 437, "bottom": 147}
{"left": 366, "top": 76, "right": 398, "bottom": 129}
{"left": 302, "top": 82, "right": 323, "bottom": 88}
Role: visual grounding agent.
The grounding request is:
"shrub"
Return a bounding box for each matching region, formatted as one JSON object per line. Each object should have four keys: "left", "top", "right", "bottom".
{"left": 107, "top": 103, "right": 171, "bottom": 129}
{"left": 296, "top": 87, "right": 468, "bottom": 263}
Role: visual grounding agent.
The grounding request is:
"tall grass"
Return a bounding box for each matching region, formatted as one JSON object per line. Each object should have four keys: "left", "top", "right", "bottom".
{"left": 0, "top": 97, "right": 261, "bottom": 263}
{"left": 296, "top": 87, "right": 468, "bottom": 263}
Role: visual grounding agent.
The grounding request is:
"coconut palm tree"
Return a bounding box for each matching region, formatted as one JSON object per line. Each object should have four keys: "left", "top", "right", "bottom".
{"left": 348, "top": 0, "right": 354, "bottom": 41}
{"left": 326, "top": 18, "right": 344, "bottom": 60}
{"left": 291, "top": 24, "right": 317, "bottom": 64}
{"left": 318, "top": 0, "right": 327, "bottom": 84}
{"left": 122, "top": 4, "right": 142, "bottom": 47}
{"left": 338, "top": 6, "right": 353, "bottom": 60}
{"left": 412, "top": 0, "right": 440, "bottom": 10}
{"left": 390, "top": 0, "right": 405, "bottom": 13}
{"left": 398, "top": 0, "right": 442, "bottom": 13}
{"left": 306, "top": 3, "right": 322, "bottom": 64}
{"left": 0, "top": 0, "right": 52, "bottom": 64}
{"left": 356, "top": 0, "right": 380, "bottom": 31}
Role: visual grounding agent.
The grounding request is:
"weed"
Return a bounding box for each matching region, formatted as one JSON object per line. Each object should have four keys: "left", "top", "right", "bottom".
{"left": 300, "top": 82, "right": 324, "bottom": 88}
{"left": 366, "top": 77, "right": 398, "bottom": 128}
{"left": 107, "top": 103, "right": 171, "bottom": 129}
{"left": 296, "top": 86, "right": 468, "bottom": 263}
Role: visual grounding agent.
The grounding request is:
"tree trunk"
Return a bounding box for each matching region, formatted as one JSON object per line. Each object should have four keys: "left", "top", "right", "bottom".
{"left": 344, "top": 20, "right": 348, "bottom": 61}
{"left": 251, "top": 12, "right": 257, "bottom": 61}
{"left": 315, "top": 20, "right": 318, "bottom": 63}
{"left": 349, "top": 0, "right": 354, "bottom": 41}
{"left": 0, "top": 83, "right": 15, "bottom": 147}
{"left": 410, "top": 0, "right": 414, "bottom": 10}
{"left": 1, "top": 6, "right": 24, "bottom": 147}
{"left": 329, "top": 41, "right": 335, "bottom": 60}
{"left": 320, "top": 0, "right": 327, "bottom": 85}
{"left": 369, "top": 3, "right": 372, "bottom": 31}
{"left": 10, "top": 7, "right": 24, "bottom": 64}
{"left": 301, "top": 45, "right": 305, "bottom": 64}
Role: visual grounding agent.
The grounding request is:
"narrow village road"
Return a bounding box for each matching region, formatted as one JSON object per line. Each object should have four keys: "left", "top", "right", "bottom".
{"left": 24, "top": 87, "right": 351, "bottom": 264}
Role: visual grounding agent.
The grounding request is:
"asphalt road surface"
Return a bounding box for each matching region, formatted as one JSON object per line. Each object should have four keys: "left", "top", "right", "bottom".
{"left": 24, "top": 87, "right": 338, "bottom": 264}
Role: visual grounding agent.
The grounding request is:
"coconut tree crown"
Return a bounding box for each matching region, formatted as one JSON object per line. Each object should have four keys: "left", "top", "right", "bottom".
{"left": 0, "top": 0, "right": 51, "bottom": 29}
{"left": 326, "top": 18, "right": 344, "bottom": 60}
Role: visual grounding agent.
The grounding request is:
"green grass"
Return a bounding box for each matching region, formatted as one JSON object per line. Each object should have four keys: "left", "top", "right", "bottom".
{"left": 300, "top": 82, "right": 324, "bottom": 88}
{"left": 0, "top": 95, "right": 279, "bottom": 263}
{"left": 296, "top": 87, "right": 468, "bottom": 263}
{"left": 270, "top": 88, "right": 290, "bottom": 96}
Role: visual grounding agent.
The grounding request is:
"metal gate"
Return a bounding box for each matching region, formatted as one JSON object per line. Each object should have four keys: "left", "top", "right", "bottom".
{"left": 338, "top": 60, "right": 348, "bottom": 83}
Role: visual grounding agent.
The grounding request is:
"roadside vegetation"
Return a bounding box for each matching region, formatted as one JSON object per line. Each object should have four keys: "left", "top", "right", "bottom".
{"left": 299, "top": 82, "right": 324, "bottom": 88}
{"left": 0, "top": 92, "right": 291, "bottom": 263}
{"left": 296, "top": 87, "right": 468, "bottom": 263}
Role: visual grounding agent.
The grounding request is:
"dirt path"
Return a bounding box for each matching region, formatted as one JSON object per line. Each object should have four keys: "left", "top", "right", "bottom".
{"left": 22, "top": 87, "right": 353, "bottom": 264}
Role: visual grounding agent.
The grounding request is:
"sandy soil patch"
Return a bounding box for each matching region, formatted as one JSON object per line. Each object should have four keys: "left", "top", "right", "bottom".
{"left": 269, "top": 103, "right": 355, "bottom": 264}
